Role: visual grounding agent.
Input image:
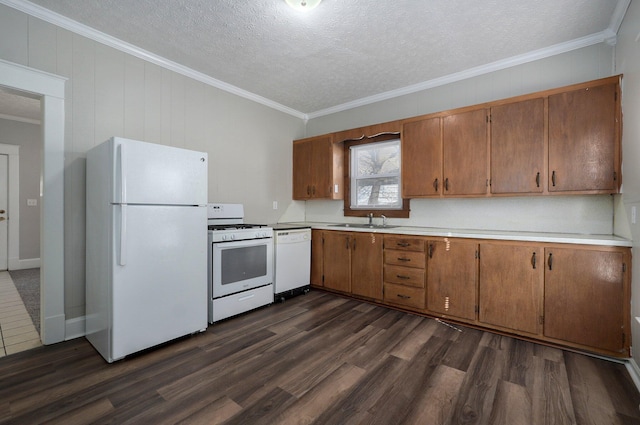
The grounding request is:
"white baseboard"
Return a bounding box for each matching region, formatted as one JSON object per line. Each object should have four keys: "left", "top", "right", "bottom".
{"left": 8, "top": 257, "right": 41, "bottom": 270}
{"left": 65, "top": 316, "right": 86, "bottom": 341}
{"left": 626, "top": 358, "right": 640, "bottom": 393}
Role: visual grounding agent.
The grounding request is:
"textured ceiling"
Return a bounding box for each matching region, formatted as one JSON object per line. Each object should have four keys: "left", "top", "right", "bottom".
{"left": 0, "top": 0, "right": 629, "bottom": 119}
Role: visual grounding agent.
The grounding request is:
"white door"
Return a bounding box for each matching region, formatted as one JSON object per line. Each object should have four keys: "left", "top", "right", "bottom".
{"left": 0, "top": 154, "right": 8, "bottom": 270}
{"left": 110, "top": 204, "right": 207, "bottom": 361}
{"left": 111, "top": 137, "right": 208, "bottom": 206}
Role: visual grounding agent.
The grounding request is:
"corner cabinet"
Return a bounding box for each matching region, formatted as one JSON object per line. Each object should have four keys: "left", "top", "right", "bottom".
{"left": 292, "top": 134, "right": 343, "bottom": 200}
{"left": 543, "top": 246, "right": 630, "bottom": 355}
{"left": 548, "top": 80, "right": 621, "bottom": 193}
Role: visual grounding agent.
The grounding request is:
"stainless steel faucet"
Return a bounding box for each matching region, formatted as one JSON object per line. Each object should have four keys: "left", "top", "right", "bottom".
{"left": 380, "top": 214, "right": 387, "bottom": 227}
{"left": 368, "top": 212, "right": 373, "bottom": 225}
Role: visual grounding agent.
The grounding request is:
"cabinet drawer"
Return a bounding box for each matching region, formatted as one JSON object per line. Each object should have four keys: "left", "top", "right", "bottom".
{"left": 384, "top": 250, "right": 425, "bottom": 268}
{"left": 384, "top": 265, "right": 425, "bottom": 288}
{"left": 384, "top": 283, "right": 425, "bottom": 309}
{"left": 384, "top": 236, "right": 425, "bottom": 252}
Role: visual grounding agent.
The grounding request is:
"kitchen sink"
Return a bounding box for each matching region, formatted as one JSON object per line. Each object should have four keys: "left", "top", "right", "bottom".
{"left": 330, "top": 223, "right": 399, "bottom": 229}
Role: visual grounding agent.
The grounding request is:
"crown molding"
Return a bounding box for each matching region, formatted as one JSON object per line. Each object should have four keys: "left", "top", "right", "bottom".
{"left": 0, "top": 0, "right": 308, "bottom": 120}
{"left": 307, "top": 30, "right": 618, "bottom": 119}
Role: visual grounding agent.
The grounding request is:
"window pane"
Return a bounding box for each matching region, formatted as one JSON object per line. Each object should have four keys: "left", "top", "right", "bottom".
{"left": 355, "top": 142, "right": 400, "bottom": 177}
{"left": 350, "top": 139, "right": 402, "bottom": 209}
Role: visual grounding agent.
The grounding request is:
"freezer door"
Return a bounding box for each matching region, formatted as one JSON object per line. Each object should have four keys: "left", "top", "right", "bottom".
{"left": 111, "top": 137, "right": 207, "bottom": 206}
{"left": 111, "top": 204, "right": 207, "bottom": 361}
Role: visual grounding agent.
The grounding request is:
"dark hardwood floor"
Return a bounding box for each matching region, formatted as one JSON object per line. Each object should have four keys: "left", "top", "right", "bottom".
{"left": 1, "top": 290, "right": 639, "bottom": 424}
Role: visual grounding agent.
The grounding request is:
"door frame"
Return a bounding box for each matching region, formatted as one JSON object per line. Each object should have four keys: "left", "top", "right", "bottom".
{"left": 0, "top": 58, "right": 66, "bottom": 345}
{"left": 0, "top": 144, "right": 19, "bottom": 271}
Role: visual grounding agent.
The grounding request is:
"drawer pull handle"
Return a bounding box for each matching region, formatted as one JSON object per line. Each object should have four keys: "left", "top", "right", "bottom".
{"left": 531, "top": 252, "right": 537, "bottom": 269}
{"left": 397, "top": 242, "right": 410, "bottom": 247}
{"left": 535, "top": 172, "right": 540, "bottom": 188}
{"left": 397, "top": 257, "right": 411, "bottom": 262}
{"left": 434, "top": 178, "right": 439, "bottom": 192}
{"left": 548, "top": 253, "right": 553, "bottom": 270}
{"left": 397, "top": 294, "right": 411, "bottom": 299}
{"left": 396, "top": 275, "right": 411, "bottom": 280}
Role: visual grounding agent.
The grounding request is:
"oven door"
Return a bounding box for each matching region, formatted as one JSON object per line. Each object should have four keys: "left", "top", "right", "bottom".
{"left": 211, "top": 238, "right": 273, "bottom": 298}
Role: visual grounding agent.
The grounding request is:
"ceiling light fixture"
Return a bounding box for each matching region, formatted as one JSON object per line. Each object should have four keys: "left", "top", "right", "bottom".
{"left": 285, "top": 0, "right": 322, "bottom": 12}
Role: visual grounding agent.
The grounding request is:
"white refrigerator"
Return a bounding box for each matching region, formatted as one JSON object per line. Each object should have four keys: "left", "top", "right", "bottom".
{"left": 86, "top": 137, "right": 208, "bottom": 363}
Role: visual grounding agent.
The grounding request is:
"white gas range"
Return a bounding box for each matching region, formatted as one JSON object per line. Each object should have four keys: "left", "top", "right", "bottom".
{"left": 207, "top": 203, "right": 274, "bottom": 323}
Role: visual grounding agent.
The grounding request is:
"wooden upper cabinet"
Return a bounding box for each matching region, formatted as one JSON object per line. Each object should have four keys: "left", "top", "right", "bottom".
{"left": 402, "top": 117, "right": 442, "bottom": 197}
{"left": 548, "top": 81, "right": 620, "bottom": 193}
{"left": 543, "top": 246, "right": 629, "bottom": 354}
{"left": 426, "top": 238, "right": 478, "bottom": 321}
{"left": 479, "top": 242, "right": 543, "bottom": 335}
{"left": 292, "top": 134, "right": 343, "bottom": 200}
{"left": 443, "top": 108, "right": 489, "bottom": 196}
{"left": 490, "top": 98, "right": 545, "bottom": 194}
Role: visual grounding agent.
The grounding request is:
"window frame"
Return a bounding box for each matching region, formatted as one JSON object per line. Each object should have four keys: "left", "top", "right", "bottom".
{"left": 343, "top": 133, "right": 410, "bottom": 218}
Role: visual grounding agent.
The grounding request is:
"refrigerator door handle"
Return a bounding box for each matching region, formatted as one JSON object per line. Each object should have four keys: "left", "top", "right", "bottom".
{"left": 119, "top": 142, "right": 127, "bottom": 203}
{"left": 119, "top": 204, "right": 127, "bottom": 266}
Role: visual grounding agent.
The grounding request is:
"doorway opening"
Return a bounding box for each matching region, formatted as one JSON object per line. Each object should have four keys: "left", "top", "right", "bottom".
{"left": 0, "top": 59, "right": 66, "bottom": 346}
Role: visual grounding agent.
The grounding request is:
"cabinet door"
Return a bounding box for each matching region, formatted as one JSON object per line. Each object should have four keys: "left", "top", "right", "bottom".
{"left": 292, "top": 140, "right": 312, "bottom": 199}
{"left": 310, "top": 230, "right": 324, "bottom": 287}
{"left": 402, "top": 117, "right": 442, "bottom": 197}
{"left": 426, "top": 239, "right": 478, "bottom": 320}
{"left": 548, "top": 82, "right": 619, "bottom": 192}
{"left": 322, "top": 231, "right": 352, "bottom": 293}
{"left": 479, "top": 243, "right": 543, "bottom": 334}
{"left": 351, "top": 232, "right": 383, "bottom": 300}
{"left": 544, "top": 247, "right": 627, "bottom": 353}
{"left": 490, "top": 99, "right": 544, "bottom": 194}
{"left": 310, "top": 135, "right": 334, "bottom": 198}
{"left": 443, "top": 108, "right": 489, "bottom": 196}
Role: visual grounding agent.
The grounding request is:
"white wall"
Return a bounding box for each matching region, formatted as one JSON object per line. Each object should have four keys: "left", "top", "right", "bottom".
{"left": 304, "top": 43, "right": 619, "bottom": 235}
{"left": 0, "top": 3, "right": 306, "bottom": 320}
{"left": 615, "top": 0, "right": 640, "bottom": 366}
{"left": 0, "top": 118, "right": 41, "bottom": 260}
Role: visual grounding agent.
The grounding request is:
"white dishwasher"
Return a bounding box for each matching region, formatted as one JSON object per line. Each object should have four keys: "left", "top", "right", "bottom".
{"left": 273, "top": 226, "right": 311, "bottom": 302}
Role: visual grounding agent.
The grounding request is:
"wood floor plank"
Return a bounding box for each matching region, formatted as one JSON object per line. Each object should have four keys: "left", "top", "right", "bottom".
{"left": 402, "top": 364, "right": 466, "bottom": 425}
{"left": 487, "top": 380, "right": 531, "bottom": 425}
{"left": 564, "top": 351, "right": 629, "bottom": 425}
{"left": 0, "top": 290, "right": 638, "bottom": 424}
{"left": 274, "top": 362, "right": 366, "bottom": 425}
{"left": 449, "top": 345, "right": 505, "bottom": 424}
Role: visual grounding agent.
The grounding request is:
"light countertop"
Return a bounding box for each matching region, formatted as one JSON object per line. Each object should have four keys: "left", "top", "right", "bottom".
{"left": 279, "top": 222, "right": 632, "bottom": 247}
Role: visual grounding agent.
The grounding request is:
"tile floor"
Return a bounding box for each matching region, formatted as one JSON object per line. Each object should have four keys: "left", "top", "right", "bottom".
{"left": 0, "top": 271, "right": 42, "bottom": 357}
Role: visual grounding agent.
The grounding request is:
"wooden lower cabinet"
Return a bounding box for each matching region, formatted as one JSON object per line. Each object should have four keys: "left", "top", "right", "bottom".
{"left": 543, "top": 246, "right": 629, "bottom": 355}
{"left": 313, "top": 230, "right": 383, "bottom": 301}
{"left": 310, "top": 230, "right": 324, "bottom": 287}
{"left": 311, "top": 230, "right": 631, "bottom": 357}
{"left": 479, "top": 242, "right": 543, "bottom": 335}
{"left": 426, "top": 238, "right": 478, "bottom": 321}
{"left": 351, "top": 232, "right": 383, "bottom": 300}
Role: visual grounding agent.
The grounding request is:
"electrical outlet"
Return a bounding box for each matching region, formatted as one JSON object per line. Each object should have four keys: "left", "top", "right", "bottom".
{"left": 272, "top": 201, "right": 278, "bottom": 210}
{"left": 27, "top": 199, "right": 37, "bottom": 207}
